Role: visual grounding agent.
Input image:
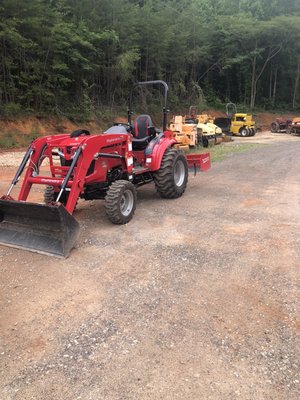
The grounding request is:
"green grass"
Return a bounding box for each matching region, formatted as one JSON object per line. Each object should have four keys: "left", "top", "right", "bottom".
{"left": 187, "top": 142, "right": 267, "bottom": 163}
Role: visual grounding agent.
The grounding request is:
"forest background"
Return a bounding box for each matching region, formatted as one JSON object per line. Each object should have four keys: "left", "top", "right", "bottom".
{"left": 1, "top": 0, "right": 300, "bottom": 121}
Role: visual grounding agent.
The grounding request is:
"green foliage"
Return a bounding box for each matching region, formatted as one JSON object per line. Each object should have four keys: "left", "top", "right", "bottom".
{"left": 0, "top": 103, "right": 23, "bottom": 119}
{"left": 0, "top": 131, "right": 18, "bottom": 148}
{"left": 0, "top": 0, "right": 299, "bottom": 117}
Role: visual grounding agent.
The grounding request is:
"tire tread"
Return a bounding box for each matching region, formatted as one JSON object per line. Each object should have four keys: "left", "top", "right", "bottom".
{"left": 105, "top": 180, "right": 136, "bottom": 224}
{"left": 154, "top": 148, "right": 188, "bottom": 199}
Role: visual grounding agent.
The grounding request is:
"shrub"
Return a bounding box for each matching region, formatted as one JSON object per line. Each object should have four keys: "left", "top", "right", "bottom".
{"left": 0, "top": 103, "right": 23, "bottom": 119}
{"left": 0, "top": 131, "right": 18, "bottom": 148}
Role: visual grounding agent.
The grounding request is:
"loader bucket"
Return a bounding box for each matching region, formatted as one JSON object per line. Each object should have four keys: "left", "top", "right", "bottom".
{"left": 0, "top": 200, "right": 80, "bottom": 257}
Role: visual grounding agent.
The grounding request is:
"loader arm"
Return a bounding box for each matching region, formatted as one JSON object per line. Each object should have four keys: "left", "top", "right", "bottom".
{"left": 0, "top": 132, "right": 132, "bottom": 257}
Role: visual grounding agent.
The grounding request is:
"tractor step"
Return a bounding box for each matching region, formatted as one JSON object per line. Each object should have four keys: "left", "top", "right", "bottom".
{"left": 133, "top": 166, "right": 149, "bottom": 174}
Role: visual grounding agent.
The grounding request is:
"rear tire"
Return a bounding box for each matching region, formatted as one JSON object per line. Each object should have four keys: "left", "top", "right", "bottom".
{"left": 154, "top": 148, "right": 188, "bottom": 199}
{"left": 202, "top": 136, "right": 209, "bottom": 148}
{"left": 271, "top": 122, "right": 279, "bottom": 133}
{"left": 70, "top": 129, "right": 90, "bottom": 138}
{"left": 197, "top": 128, "right": 203, "bottom": 147}
{"left": 105, "top": 180, "right": 137, "bottom": 224}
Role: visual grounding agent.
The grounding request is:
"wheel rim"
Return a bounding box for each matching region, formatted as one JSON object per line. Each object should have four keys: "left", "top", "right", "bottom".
{"left": 120, "top": 189, "right": 134, "bottom": 216}
{"left": 241, "top": 129, "right": 247, "bottom": 136}
{"left": 174, "top": 159, "right": 185, "bottom": 187}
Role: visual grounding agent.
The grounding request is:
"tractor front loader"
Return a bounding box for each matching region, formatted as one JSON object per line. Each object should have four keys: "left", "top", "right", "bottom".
{"left": 0, "top": 81, "right": 210, "bottom": 258}
{"left": 0, "top": 132, "right": 133, "bottom": 257}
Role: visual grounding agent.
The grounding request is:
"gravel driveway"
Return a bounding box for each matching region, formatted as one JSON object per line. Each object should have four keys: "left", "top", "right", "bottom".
{"left": 0, "top": 133, "right": 299, "bottom": 399}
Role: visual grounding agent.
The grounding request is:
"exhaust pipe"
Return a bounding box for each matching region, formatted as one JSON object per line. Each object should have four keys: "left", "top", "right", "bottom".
{"left": 0, "top": 199, "right": 79, "bottom": 257}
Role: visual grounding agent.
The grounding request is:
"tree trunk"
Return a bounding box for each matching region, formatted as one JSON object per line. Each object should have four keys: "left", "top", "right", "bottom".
{"left": 250, "top": 51, "right": 257, "bottom": 110}
{"left": 145, "top": 42, "right": 149, "bottom": 81}
{"left": 269, "top": 65, "right": 272, "bottom": 99}
{"left": 292, "top": 57, "right": 300, "bottom": 109}
{"left": 250, "top": 44, "right": 282, "bottom": 110}
{"left": 272, "top": 65, "right": 278, "bottom": 107}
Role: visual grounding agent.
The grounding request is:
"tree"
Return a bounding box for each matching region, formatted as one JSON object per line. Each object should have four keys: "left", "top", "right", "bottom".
{"left": 0, "top": 0, "right": 300, "bottom": 117}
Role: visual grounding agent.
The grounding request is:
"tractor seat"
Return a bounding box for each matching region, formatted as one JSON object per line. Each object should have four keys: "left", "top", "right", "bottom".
{"left": 132, "top": 114, "right": 155, "bottom": 150}
{"left": 185, "top": 118, "right": 198, "bottom": 124}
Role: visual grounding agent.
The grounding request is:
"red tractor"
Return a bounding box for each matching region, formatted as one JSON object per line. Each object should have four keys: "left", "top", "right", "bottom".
{"left": 270, "top": 118, "right": 293, "bottom": 133}
{"left": 0, "top": 81, "right": 210, "bottom": 257}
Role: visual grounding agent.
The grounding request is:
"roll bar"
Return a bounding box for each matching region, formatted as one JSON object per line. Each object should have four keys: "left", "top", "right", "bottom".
{"left": 128, "top": 80, "right": 169, "bottom": 131}
{"left": 226, "top": 102, "right": 237, "bottom": 117}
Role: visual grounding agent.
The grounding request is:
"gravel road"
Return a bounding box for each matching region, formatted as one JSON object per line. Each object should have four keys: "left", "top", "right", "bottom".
{"left": 0, "top": 132, "right": 299, "bottom": 399}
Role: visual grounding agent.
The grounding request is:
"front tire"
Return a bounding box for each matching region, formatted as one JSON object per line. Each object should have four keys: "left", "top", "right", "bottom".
{"left": 44, "top": 185, "right": 56, "bottom": 204}
{"left": 105, "top": 180, "right": 137, "bottom": 224}
{"left": 154, "top": 148, "right": 188, "bottom": 199}
{"left": 240, "top": 128, "right": 248, "bottom": 137}
{"left": 44, "top": 185, "right": 69, "bottom": 206}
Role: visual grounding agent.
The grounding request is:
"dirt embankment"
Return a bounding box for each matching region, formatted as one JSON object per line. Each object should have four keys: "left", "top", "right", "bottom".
{"left": 0, "top": 117, "right": 111, "bottom": 150}
{"left": 0, "top": 117, "right": 104, "bottom": 137}
{"left": 0, "top": 112, "right": 298, "bottom": 145}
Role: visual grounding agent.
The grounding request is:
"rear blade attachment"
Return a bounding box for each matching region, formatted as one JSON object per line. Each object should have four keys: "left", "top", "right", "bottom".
{"left": 0, "top": 200, "right": 80, "bottom": 258}
{"left": 186, "top": 153, "right": 211, "bottom": 175}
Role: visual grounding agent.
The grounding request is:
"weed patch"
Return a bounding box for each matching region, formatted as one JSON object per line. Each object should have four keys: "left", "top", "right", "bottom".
{"left": 188, "top": 142, "right": 267, "bottom": 162}
{"left": 0, "top": 129, "right": 42, "bottom": 149}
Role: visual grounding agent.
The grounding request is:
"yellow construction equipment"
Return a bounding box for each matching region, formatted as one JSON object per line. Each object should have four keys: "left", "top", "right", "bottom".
{"left": 214, "top": 103, "right": 256, "bottom": 137}
{"left": 195, "top": 111, "right": 223, "bottom": 146}
{"left": 169, "top": 115, "right": 197, "bottom": 149}
{"left": 287, "top": 117, "right": 300, "bottom": 135}
{"left": 169, "top": 107, "right": 223, "bottom": 148}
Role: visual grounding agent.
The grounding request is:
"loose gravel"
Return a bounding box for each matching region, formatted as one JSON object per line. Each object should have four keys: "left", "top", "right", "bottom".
{"left": 0, "top": 132, "right": 299, "bottom": 400}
